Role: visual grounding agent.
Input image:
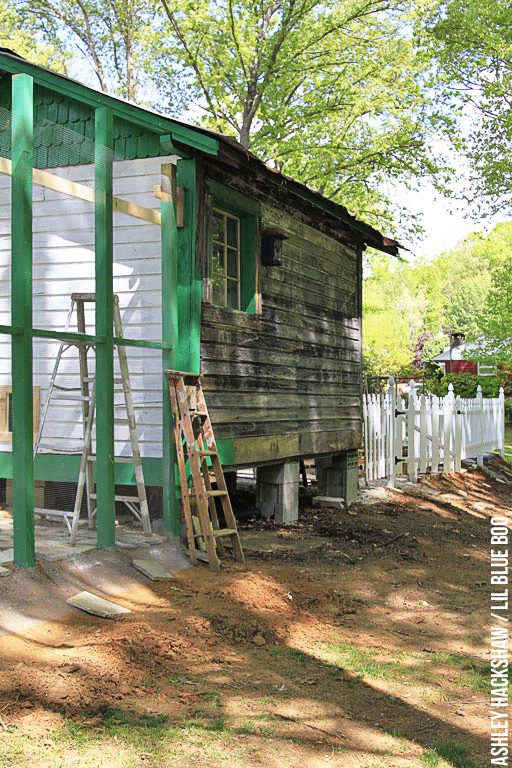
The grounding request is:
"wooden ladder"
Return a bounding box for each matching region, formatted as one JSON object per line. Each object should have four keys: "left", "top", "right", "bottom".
{"left": 167, "top": 370, "right": 244, "bottom": 572}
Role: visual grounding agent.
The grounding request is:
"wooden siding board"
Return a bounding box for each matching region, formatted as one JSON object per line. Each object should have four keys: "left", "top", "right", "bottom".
{"left": 200, "top": 194, "right": 362, "bottom": 456}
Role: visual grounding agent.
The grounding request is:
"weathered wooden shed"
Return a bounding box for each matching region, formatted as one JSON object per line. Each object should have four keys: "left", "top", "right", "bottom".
{"left": 0, "top": 51, "right": 399, "bottom": 566}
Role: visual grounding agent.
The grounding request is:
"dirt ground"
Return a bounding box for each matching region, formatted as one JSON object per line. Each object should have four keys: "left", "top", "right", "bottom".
{"left": 0, "top": 465, "right": 509, "bottom": 768}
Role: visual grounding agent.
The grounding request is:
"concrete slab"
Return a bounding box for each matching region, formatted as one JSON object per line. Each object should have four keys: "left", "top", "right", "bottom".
{"left": 313, "top": 496, "right": 345, "bottom": 510}
{"left": 35, "top": 541, "right": 96, "bottom": 561}
{"left": 66, "top": 590, "right": 131, "bottom": 618}
{"left": 0, "top": 548, "right": 13, "bottom": 564}
{"left": 0, "top": 541, "right": 190, "bottom": 637}
{"left": 132, "top": 558, "right": 175, "bottom": 581}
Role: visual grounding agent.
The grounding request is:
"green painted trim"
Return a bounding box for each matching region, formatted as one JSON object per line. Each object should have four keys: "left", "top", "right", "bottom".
{"left": 206, "top": 179, "right": 260, "bottom": 216}
{"left": 11, "top": 73, "right": 35, "bottom": 568}
{"left": 33, "top": 328, "right": 105, "bottom": 344}
{"left": 177, "top": 158, "right": 201, "bottom": 373}
{"left": 208, "top": 179, "right": 259, "bottom": 315}
{"left": 217, "top": 438, "right": 236, "bottom": 466}
{"left": 94, "top": 107, "right": 116, "bottom": 550}
{"left": 0, "top": 453, "right": 164, "bottom": 485}
{"left": 0, "top": 54, "right": 219, "bottom": 156}
{"left": 113, "top": 337, "right": 172, "bottom": 351}
{"left": 160, "top": 162, "right": 179, "bottom": 536}
{"left": 32, "top": 328, "right": 171, "bottom": 351}
{"left": 0, "top": 325, "right": 22, "bottom": 335}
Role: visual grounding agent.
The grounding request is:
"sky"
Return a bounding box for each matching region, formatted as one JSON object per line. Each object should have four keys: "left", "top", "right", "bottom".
{"left": 399, "top": 182, "right": 505, "bottom": 262}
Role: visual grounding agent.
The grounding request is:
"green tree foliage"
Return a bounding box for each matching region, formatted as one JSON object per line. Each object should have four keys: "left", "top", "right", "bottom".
{"left": 426, "top": 0, "right": 512, "bottom": 212}
{"left": 159, "top": 0, "right": 454, "bottom": 229}
{"left": 363, "top": 221, "right": 512, "bottom": 375}
{"left": 17, "top": 0, "right": 459, "bottom": 232}
{"left": 0, "top": 1, "right": 66, "bottom": 69}
{"left": 17, "top": 0, "right": 167, "bottom": 102}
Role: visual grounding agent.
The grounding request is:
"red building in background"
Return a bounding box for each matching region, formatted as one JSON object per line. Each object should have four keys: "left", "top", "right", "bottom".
{"left": 432, "top": 333, "right": 496, "bottom": 376}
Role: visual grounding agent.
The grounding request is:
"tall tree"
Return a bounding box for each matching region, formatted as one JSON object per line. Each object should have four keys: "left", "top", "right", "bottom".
{"left": 17, "top": 0, "right": 165, "bottom": 102}
{"left": 158, "top": 0, "right": 455, "bottom": 230}
{"left": 425, "top": 0, "right": 512, "bottom": 213}
{"left": 0, "top": 0, "right": 66, "bottom": 69}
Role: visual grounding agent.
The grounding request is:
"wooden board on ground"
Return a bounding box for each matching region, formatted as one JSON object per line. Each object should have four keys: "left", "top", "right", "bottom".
{"left": 66, "top": 591, "right": 131, "bottom": 618}
{"left": 132, "top": 558, "right": 176, "bottom": 581}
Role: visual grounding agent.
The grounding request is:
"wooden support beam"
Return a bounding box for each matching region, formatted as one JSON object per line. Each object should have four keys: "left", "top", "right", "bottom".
{"left": 0, "top": 156, "right": 161, "bottom": 226}
{"left": 94, "top": 107, "right": 115, "bottom": 550}
{"left": 153, "top": 183, "right": 185, "bottom": 227}
{"left": 11, "top": 73, "right": 35, "bottom": 568}
{"left": 161, "top": 162, "right": 179, "bottom": 537}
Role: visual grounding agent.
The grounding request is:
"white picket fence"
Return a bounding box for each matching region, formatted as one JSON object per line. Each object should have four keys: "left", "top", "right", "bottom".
{"left": 363, "top": 379, "right": 506, "bottom": 485}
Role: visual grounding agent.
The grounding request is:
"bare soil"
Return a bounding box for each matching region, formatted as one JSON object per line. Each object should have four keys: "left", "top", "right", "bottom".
{"left": 0, "top": 466, "right": 509, "bottom": 767}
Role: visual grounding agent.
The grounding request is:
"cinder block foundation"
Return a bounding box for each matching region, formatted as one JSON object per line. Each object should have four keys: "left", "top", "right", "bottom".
{"left": 315, "top": 450, "right": 358, "bottom": 508}
{"left": 256, "top": 461, "right": 299, "bottom": 524}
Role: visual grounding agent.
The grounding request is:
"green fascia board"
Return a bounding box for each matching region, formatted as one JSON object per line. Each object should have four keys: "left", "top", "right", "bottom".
{"left": 0, "top": 452, "right": 164, "bottom": 485}
{"left": 207, "top": 178, "right": 260, "bottom": 216}
{"left": 0, "top": 53, "right": 219, "bottom": 157}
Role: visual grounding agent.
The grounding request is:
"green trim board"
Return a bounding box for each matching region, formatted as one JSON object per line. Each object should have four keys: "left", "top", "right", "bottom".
{"left": 0, "top": 453, "right": 164, "bottom": 485}
{"left": 0, "top": 53, "right": 219, "bottom": 157}
{"left": 177, "top": 158, "right": 201, "bottom": 373}
{"left": 160, "top": 161, "right": 179, "bottom": 536}
{"left": 94, "top": 107, "right": 115, "bottom": 550}
{"left": 206, "top": 179, "right": 259, "bottom": 315}
{"left": 11, "top": 73, "right": 35, "bottom": 568}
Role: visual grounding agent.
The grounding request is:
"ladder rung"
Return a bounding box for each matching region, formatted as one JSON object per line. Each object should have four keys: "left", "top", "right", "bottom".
{"left": 34, "top": 507, "right": 72, "bottom": 518}
{"left": 87, "top": 456, "right": 137, "bottom": 463}
{"left": 198, "top": 450, "right": 218, "bottom": 456}
{"left": 82, "top": 376, "right": 123, "bottom": 384}
{"left": 71, "top": 292, "right": 96, "bottom": 302}
{"left": 51, "top": 394, "right": 93, "bottom": 402}
{"left": 213, "top": 528, "right": 238, "bottom": 538}
{"left": 205, "top": 490, "right": 227, "bottom": 497}
{"left": 90, "top": 494, "right": 141, "bottom": 503}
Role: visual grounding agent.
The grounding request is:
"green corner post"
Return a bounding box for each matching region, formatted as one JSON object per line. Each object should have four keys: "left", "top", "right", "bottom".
{"left": 161, "top": 161, "right": 179, "bottom": 537}
{"left": 11, "top": 73, "right": 35, "bottom": 567}
{"left": 94, "top": 107, "right": 115, "bottom": 548}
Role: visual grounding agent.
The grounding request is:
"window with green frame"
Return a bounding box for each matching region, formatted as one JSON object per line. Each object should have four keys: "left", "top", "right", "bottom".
{"left": 207, "top": 180, "right": 259, "bottom": 314}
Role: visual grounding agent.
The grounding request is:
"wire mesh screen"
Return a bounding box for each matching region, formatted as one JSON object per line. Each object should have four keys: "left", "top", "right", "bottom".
{"left": 113, "top": 346, "right": 162, "bottom": 460}
{"left": 112, "top": 157, "right": 164, "bottom": 344}
{"left": 32, "top": 119, "right": 96, "bottom": 336}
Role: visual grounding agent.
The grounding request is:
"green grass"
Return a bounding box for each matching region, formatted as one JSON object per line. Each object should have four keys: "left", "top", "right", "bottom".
{"left": 433, "top": 742, "right": 480, "bottom": 768}
{"left": 0, "top": 706, "right": 245, "bottom": 768}
{"left": 505, "top": 425, "right": 512, "bottom": 463}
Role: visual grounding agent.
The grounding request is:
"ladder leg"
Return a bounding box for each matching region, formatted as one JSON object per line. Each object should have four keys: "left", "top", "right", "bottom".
{"left": 70, "top": 388, "right": 96, "bottom": 544}
{"left": 175, "top": 378, "right": 220, "bottom": 571}
{"left": 196, "top": 385, "right": 244, "bottom": 563}
{"left": 169, "top": 380, "right": 197, "bottom": 564}
{"left": 113, "top": 297, "right": 152, "bottom": 534}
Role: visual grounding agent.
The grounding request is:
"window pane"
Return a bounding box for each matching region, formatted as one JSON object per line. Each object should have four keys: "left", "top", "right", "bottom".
{"left": 212, "top": 211, "right": 224, "bottom": 242}
{"left": 212, "top": 241, "right": 225, "bottom": 272}
{"left": 227, "top": 279, "right": 239, "bottom": 310}
{"left": 227, "top": 247, "right": 239, "bottom": 279}
{"left": 226, "top": 216, "right": 238, "bottom": 249}
{"left": 212, "top": 270, "right": 225, "bottom": 306}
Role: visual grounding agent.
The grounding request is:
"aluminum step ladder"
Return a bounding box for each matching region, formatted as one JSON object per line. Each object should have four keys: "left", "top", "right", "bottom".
{"left": 167, "top": 369, "right": 244, "bottom": 572}
{"left": 34, "top": 293, "right": 151, "bottom": 543}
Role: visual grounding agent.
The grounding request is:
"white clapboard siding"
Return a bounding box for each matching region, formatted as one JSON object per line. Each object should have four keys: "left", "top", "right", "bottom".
{"left": 0, "top": 158, "right": 171, "bottom": 458}
{"left": 363, "top": 380, "right": 506, "bottom": 484}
